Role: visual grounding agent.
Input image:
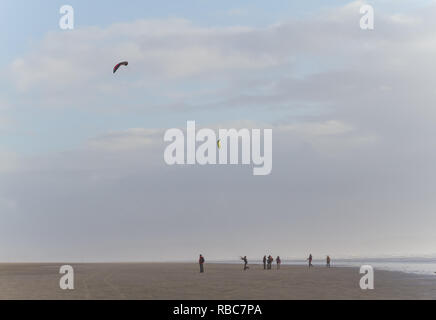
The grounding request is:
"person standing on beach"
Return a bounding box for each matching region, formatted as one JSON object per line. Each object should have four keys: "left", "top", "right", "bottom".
{"left": 241, "top": 256, "right": 249, "bottom": 271}
{"left": 276, "top": 256, "right": 281, "bottom": 270}
{"left": 263, "top": 255, "right": 267, "bottom": 270}
{"left": 267, "top": 255, "right": 273, "bottom": 269}
{"left": 326, "top": 255, "right": 331, "bottom": 267}
{"left": 199, "top": 254, "right": 205, "bottom": 273}
{"left": 307, "top": 254, "right": 313, "bottom": 268}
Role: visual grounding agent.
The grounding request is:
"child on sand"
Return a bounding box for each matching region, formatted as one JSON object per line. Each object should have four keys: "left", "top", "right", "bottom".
{"left": 263, "top": 255, "right": 267, "bottom": 270}
{"left": 326, "top": 255, "right": 331, "bottom": 267}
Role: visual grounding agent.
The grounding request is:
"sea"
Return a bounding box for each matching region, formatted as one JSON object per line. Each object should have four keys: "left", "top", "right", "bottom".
{"left": 216, "top": 257, "right": 436, "bottom": 276}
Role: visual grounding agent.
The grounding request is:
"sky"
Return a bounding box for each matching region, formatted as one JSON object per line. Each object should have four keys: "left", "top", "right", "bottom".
{"left": 1, "top": 0, "right": 436, "bottom": 262}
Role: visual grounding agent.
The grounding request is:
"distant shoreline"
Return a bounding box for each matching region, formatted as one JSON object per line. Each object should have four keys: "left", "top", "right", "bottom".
{"left": 1, "top": 259, "right": 436, "bottom": 276}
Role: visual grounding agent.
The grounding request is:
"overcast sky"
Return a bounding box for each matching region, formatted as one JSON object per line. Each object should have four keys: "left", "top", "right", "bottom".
{"left": 1, "top": 0, "right": 436, "bottom": 262}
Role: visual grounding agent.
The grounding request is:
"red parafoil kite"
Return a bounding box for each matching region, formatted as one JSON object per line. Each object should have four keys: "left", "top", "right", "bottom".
{"left": 113, "top": 61, "right": 128, "bottom": 74}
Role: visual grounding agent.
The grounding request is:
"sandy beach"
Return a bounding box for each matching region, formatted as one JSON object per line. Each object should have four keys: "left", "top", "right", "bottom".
{"left": 0, "top": 263, "right": 435, "bottom": 300}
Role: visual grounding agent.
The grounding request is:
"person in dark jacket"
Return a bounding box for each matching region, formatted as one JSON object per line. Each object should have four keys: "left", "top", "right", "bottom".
{"left": 263, "top": 255, "right": 267, "bottom": 270}
{"left": 307, "top": 254, "right": 313, "bottom": 268}
{"left": 276, "top": 256, "right": 281, "bottom": 270}
{"left": 199, "top": 254, "right": 205, "bottom": 273}
{"left": 267, "top": 255, "right": 273, "bottom": 269}
{"left": 241, "top": 256, "right": 249, "bottom": 270}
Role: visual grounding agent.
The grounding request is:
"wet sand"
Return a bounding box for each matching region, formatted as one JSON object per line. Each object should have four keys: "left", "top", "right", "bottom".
{"left": 0, "top": 263, "right": 435, "bottom": 299}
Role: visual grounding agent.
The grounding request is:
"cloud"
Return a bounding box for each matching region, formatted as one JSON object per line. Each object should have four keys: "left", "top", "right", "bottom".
{"left": 226, "top": 8, "right": 249, "bottom": 17}
{"left": 0, "top": 150, "right": 20, "bottom": 173}
{"left": 9, "top": 19, "right": 277, "bottom": 95}
{"left": 277, "top": 120, "right": 354, "bottom": 136}
{"left": 7, "top": 1, "right": 436, "bottom": 118}
{"left": 2, "top": 1, "right": 436, "bottom": 261}
{"left": 0, "top": 111, "right": 431, "bottom": 262}
{"left": 87, "top": 128, "right": 161, "bottom": 151}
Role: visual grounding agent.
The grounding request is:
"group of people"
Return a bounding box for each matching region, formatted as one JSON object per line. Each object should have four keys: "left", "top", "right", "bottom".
{"left": 198, "top": 254, "right": 332, "bottom": 273}
{"left": 262, "top": 255, "right": 281, "bottom": 270}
